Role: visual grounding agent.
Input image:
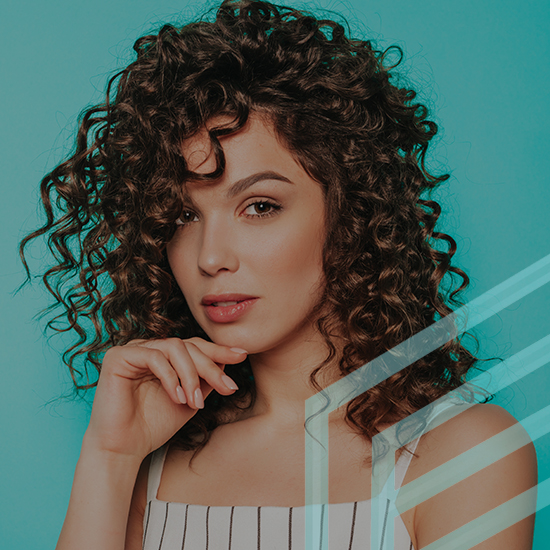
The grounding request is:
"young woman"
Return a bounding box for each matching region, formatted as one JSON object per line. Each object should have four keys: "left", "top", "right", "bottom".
{"left": 20, "top": 1, "right": 537, "bottom": 548}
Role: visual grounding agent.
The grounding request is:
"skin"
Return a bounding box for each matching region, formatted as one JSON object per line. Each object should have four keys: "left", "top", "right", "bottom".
{"left": 54, "top": 113, "right": 537, "bottom": 550}
{"left": 133, "top": 114, "right": 537, "bottom": 548}
{"left": 166, "top": 113, "right": 339, "bottom": 425}
{"left": 155, "top": 113, "right": 379, "bottom": 512}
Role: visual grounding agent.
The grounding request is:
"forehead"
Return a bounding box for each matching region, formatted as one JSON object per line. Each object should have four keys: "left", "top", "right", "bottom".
{"left": 181, "top": 114, "right": 291, "bottom": 176}
{"left": 179, "top": 114, "right": 326, "bottom": 213}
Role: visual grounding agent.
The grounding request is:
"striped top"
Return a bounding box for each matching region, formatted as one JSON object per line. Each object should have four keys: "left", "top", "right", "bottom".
{"left": 142, "top": 444, "right": 417, "bottom": 550}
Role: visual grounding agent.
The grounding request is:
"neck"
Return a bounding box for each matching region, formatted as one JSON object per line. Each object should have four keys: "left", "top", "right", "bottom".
{"left": 244, "top": 328, "right": 345, "bottom": 429}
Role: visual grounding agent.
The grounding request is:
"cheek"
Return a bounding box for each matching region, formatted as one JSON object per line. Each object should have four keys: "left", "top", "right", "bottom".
{"left": 252, "top": 218, "right": 324, "bottom": 295}
{"left": 166, "top": 239, "right": 192, "bottom": 293}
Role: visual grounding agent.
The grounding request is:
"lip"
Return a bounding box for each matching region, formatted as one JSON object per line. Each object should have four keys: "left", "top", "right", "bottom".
{"left": 201, "top": 294, "right": 259, "bottom": 323}
{"left": 201, "top": 293, "right": 258, "bottom": 306}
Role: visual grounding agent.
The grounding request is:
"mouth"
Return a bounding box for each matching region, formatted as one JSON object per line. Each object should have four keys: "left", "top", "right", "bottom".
{"left": 201, "top": 294, "right": 259, "bottom": 323}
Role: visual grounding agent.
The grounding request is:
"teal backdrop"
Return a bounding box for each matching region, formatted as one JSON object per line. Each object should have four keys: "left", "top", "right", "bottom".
{"left": 1, "top": 0, "right": 549, "bottom": 547}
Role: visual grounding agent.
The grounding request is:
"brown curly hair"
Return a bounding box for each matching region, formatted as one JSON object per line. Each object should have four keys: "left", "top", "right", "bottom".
{"left": 20, "top": 0, "right": 481, "bottom": 459}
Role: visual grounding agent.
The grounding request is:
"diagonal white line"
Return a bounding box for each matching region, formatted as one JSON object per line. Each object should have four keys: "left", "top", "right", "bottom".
{"left": 421, "top": 477, "right": 549, "bottom": 550}
{"left": 305, "top": 252, "right": 550, "bottom": 550}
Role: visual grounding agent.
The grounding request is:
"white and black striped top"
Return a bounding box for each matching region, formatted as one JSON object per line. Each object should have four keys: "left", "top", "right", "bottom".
{"left": 142, "top": 444, "right": 416, "bottom": 550}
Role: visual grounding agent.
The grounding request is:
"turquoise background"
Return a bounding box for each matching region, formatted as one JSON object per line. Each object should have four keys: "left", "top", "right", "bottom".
{"left": 1, "top": 0, "right": 549, "bottom": 547}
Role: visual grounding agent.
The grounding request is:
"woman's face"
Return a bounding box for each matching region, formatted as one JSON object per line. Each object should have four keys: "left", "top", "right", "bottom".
{"left": 166, "top": 114, "right": 326, "bottom": 355}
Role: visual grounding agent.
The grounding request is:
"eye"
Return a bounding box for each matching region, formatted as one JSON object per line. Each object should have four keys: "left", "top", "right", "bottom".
{"left": 242, "top": 200, "right": 282, "bottom": 219}
{"left": 175, "top": 210, "right": 199, "bottom": 226}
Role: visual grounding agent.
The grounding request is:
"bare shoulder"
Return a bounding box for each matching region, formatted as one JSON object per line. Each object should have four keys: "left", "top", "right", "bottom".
{"left": 414, "top": 403, "right": 530, "bottom": 461}
{"left": 406, "top": 403, "right": 538, "bottom": 549}
{"left": 442, "top": 402, "right": 520, "bottom": 434}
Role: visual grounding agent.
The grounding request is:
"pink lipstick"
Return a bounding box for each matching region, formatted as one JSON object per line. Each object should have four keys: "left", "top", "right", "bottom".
{"left": 201, "top": 294, "right": 258, "bottom": 323}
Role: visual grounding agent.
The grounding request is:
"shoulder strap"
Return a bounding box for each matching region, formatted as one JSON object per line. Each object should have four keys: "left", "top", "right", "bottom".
{"left": 394, "top": 436, "right": 421, "bottom": 489}
{"left": 393, "top": 396, "right": 468, "bottom": 489}
{"left": 146, "top": 443, "right": 170, "bottom": 503}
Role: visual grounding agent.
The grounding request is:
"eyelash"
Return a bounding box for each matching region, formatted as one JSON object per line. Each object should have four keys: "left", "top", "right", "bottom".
{"left": 243, "top": 199, "right": 282, "bottom": 219}
{"left": 175, "top": 199, "right": 282, "bottom": 226}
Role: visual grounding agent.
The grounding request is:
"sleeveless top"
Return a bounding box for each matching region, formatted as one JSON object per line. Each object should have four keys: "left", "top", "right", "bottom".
{"left": 141, "top": 397, "right": 467, "bottom": 549}
{"left": 142, "top": 441, "right": 419, "bottom": 550}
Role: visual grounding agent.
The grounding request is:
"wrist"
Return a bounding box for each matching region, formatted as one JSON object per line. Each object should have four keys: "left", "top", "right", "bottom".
{"left": 81, "top": 432, "right": 146, "bottom": 469}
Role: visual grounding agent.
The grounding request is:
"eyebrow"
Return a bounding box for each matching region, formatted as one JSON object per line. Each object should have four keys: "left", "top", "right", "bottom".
{"left": 225, "top": 170, "right": 293, "bottom": 199}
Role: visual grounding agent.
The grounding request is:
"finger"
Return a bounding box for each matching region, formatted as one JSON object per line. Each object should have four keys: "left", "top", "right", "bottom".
{"left": 125, "top": 339, "right": 149, "bottom": 347}
{"left": 184, "top": 337, "right": 248, "bottom": 365}
{"left": 185, "top": 341, "right": 240, "bottom": 396}
{"left": 128, "top": 338, "right": 246, "bottom": 409}
{"left": 108, "top": 345, "right": 185, "bottom": 407}
{"left": 139, "top": 339, "right": 240, "bottom": 409}
{"left": 137, "top": 340, "right": 202, "bottom": 409}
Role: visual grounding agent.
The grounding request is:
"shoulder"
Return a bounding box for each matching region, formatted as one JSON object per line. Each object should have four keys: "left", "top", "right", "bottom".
{"left": 417, "top": 402, "right": 530, "bottom": 458}
{"left": 406, "top": 403, "right": 537, "bottom": 549}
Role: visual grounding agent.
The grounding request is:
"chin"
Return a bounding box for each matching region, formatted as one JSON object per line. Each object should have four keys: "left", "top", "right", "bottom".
{"left": 201, "top": 324, "right": 257, "bottom": 350}
{"left": 206, "top": 327, "right": 278, "bottom": 355}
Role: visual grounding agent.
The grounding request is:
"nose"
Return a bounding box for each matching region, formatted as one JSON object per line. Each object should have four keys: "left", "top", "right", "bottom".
{"left": 197, "top": 216, "right": 239, "bottom": 276}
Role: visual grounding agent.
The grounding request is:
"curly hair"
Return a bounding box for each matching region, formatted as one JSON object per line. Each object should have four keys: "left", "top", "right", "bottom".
{"left": 20, "top": 0, "right": 481, "bottom": 461}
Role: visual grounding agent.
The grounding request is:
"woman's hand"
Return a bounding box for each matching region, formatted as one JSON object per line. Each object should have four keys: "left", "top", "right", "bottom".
{"left": 83, "top": 337, "right": 247, "bottom": 461}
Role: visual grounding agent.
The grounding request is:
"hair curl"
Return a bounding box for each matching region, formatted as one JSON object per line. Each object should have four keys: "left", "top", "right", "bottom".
{"left": 20, "top": 0, "right": 483, "bottom": 462}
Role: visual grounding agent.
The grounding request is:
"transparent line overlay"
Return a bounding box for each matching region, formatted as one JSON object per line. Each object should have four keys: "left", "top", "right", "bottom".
{"left": 305, "top": 252, "right": 550, "bottom": 549}
{"left": 421, "top": 477, "right": 548, "bottom": 550}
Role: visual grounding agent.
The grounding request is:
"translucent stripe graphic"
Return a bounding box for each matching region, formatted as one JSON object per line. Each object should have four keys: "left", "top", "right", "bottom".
{"left": 375, "top": 332, "right": 550, "bottom": 496}
{"left": 306, "top": 252, "right": 550, "bottom": 416}
{"left": 396, "top": 403, "right": 550, "bottom": 513}
{"left": 304, "top": 252, "right": 550, "bottom": 550}
{"left": 421, "top": 476, "right": 550, "bottom": 550}
{"left": 369, "top": 333, "right": 550, "bottom": 549}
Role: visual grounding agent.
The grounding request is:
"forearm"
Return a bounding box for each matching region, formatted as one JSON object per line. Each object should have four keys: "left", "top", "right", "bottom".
{"left": 56, "top": 438, "right": 142, "bottom": 550}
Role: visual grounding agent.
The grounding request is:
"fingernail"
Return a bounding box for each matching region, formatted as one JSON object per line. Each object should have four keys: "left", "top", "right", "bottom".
{"left": 230, "top": 347, "right": 248, "bottom": 354}
{"left": 221, "top": 374, "right": 239, "bottom": 391}
{"left": 176, "top": 386, "right": 187, "bottom": 404}
{"left": 194, "top": 387, "right": 204, "bottom": 409}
